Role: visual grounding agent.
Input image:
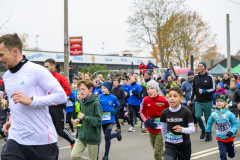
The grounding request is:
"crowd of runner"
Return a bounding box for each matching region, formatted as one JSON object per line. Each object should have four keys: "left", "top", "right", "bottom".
{"left": 0, "top": 33, "right": 239, "bottom": 160}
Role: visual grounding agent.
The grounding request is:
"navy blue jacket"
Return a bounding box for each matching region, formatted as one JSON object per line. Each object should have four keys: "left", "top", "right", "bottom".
{"left": 164, "top": 70, "right": 171, "bottom": 80}
{"left": 181, "top": 79, "right": 193, "bottom": 102}
{"left": 147, "top": 63, "right": 159, "bottom": 72}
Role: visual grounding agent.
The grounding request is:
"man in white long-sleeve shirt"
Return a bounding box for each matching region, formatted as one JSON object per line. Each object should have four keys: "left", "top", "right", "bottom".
{"left": 0, "top": 33, "right": 67, "bottom": 160}
{"left": 160, "top": 87, "right": 195, "bottom": 160}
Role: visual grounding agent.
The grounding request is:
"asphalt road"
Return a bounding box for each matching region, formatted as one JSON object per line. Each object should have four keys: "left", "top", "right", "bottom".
{"left": 1, "top": 121, "right": 240, "bottom": 160}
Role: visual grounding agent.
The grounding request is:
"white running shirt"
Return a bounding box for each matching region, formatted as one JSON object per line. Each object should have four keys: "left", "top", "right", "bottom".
{"left": 4, "top": 61, "right": 67, "bottom": 145}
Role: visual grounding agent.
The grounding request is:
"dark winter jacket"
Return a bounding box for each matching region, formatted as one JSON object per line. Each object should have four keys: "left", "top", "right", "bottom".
{"left": 164, "top": 70, "right": 171, "bottom": 81}
{"left": 147, "top": 63, "right": 159, "bottom": 72}
{"left": 111, "top": 85, "right": 126, "bottom": 110}
{"left": 139, "top": 78, "right": 152, "bottom": 99}
{"left": 226, "top": 88, "right": 238, "bottom": 112}
{"left": 181, "top": 79, "right": 193, "bottom": 102}
{"left": 221, "top": 78, "right": 230, "bottom": 89}
{"left": 189, "top": 72, "right": 215, "bottom": 102}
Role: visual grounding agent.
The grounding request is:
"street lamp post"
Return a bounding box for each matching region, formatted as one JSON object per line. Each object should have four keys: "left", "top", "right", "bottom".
{"left": 36, "top": 35, "right": 40, "bottom": 50}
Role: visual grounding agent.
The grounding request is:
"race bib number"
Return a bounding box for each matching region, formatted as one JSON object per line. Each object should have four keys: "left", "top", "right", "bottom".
{"left": 66, "top": 99, "right": 73, "bottom": 107}
{"left": 228, "top": 101, "right": 232, "bottom": 106}
{"left": 165, "top": 132, "right": 183, "bottom": 144}
{"left": 215, "top": 120, "right": 232, "bottom": 135}
{"left": 130, "top": 90, "right": 133, "bottom": 96}
{"left": 153, "top": 117, "right": 161, "bottom": 129}
{"left": 102, "top": 112, "right": 111, "bottom": 121}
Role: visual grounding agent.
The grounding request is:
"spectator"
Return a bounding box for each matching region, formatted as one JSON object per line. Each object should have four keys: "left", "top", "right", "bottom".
{"left": 194, "top": 67, "right": 199, "bottom": 75}
{"left": 176, "top": 77, "right": 182, "bottom": 87}
{"left": 238, "top": 76, "right": 240, "bottom": 84}
{"left": 69, "top": 65, "right": 75, "bottom": 83}
{"left": 56, "top": 64, "right": 61, "bottom": 73}
{"left": 226, "top": 80, "right": 238, "bottom": 120}
{"left": 147, "top": 60, "right": 159, "bottom": 73}
{"left": 216, "top": 83, "right": 226, "bottom": 95}
{"left": 217, "top": 76, "right": 221, "bottom": 84}
{"left": 222, "top": 72, "right": 230, "bottom": 89}
{"left": 97, "top": 74, "right": 104, "bottom": 81}
{"left": 78, "top": 72, "right": 84, "bottom": 80}
{"left": 164, "top": 69, "right": 171, "bottom": 81}
{"left": 188, "top": 62, "right": 215, "bottom": 141}
{"left": 229, "top": 74, "right": 240, "bottom": 88}
{"left": 139, "top": 61, "right": 147, "bottom": 77}
{"left": 165, "top": 76, "right": 178, "bottom": 88}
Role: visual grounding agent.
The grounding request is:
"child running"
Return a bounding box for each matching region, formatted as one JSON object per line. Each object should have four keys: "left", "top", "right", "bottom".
{"left": 71, "top": 79, "right": 102, "bottom": 160}
{"left": 75, "top": 90, "right": 82, "bottom": 139}
{"left": 205, "top": 94, "right": 239, "bottom": 160}
{"left": 100, "top": 81, "right": 122, "bottom": 160}
{"left": 140, "top": 81, "right": 169, "bottom": 160}
{"left": 160, "top": 87, "right": 195, "bottom": 160}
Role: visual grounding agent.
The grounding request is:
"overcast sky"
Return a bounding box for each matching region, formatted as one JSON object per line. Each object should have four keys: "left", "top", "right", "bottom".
{"left": 0, "top": 0, "right": 240, "bottom": 56}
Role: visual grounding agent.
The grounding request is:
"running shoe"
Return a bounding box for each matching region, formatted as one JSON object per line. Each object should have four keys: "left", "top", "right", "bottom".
{"left": 141, "top": 128, "right": 149, "bottom": 133}
{"left": 134, "top": 123, "right": 138, "bottom": 127}
{"left": 200, "top": 131, "right": 206, "bottom": 139}
{"left": 71, "top": 144, "right": 74, "bottom": 150}
{"left": 116, "top": 130, "right": 122, "bottom": 141}
{"left": 121, "top": 122, "right": 126, "bottom": 125}
{"left": 128, "top": 127, "right": 135, "bottom": 132}
{"left": 194, "top": 124, "right": 198, "bottom": 131}
{"left": 115, "top": 128, "right": 121, "bottom": 132}
{"left": 71, "top": 132, "right": 76, "bottom": 136}
{"left": 102, "top": 156, "right": 109, "bottom": 160}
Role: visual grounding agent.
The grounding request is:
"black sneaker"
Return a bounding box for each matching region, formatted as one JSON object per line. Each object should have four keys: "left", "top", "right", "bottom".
{"left": 115, "top": 128, "right": 121, "bottom": 132}
{"left": 116, "top": 129, "right": 122, "bottom": 141}
{"left": 205, "top": 132, "right": 212, "bottom": 141}
{"left": 102, "top": 156, "right": 109, "bottom": 160}
{"left": 121, "top": 122, "right": 126, "bottom": 125}
{"left": 200, "top": 131, "right": 205, "bottom": 139}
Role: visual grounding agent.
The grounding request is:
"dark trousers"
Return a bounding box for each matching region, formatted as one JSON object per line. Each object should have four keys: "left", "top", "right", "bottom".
{"left": 129, "top": 104, "right": 143, "bottom": 127}
{"left": 218, "top": 140, "right": 235, "bottom": 160}
{"left": 102, "top": 123, "right": 119, "bottom": 157}
{"left": 190, "top": 103, "right": 198, "bottom": 125}
{"left": 1, "top": 139, "right": 59, "bottom": 160}
{"left": 163, "top": 142, "right": 191, "bottom": 160}
{"left": 115, "top": 114, "right": 120, "bottom": 129}
{"left": 49, "top": 106, "right": 75, "bottom": 145}
{"left": 118, "top": 110, "right": 130, "bottom": 124}
{"left": 66, "top": 112, "right": 74, "bottom": 132}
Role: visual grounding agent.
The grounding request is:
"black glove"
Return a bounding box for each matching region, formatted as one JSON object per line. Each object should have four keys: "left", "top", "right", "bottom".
{"left": 69, "top": 97, "right": 75, "bottom": 102}
{"left": 132, "top": 90, "right": 138, "bottom": 96}
{"left": 226, "top": 131, "right": 233, "bottom": 137}
{"left": 145, "top": 119, "right": 157, "bottom": 130}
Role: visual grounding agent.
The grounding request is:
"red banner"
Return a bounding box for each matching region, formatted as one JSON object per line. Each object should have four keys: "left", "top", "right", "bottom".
{"left": 70, "top": 37, "right": 82, "bottom": 56}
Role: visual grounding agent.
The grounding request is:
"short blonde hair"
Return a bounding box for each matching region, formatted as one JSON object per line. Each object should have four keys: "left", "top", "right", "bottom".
{"left": 78, "top": 72, "right": 84, "bottom": 76}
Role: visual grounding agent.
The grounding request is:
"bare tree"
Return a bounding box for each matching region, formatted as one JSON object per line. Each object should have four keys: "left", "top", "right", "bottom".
{"left": 0, "top": 12, "right": 12, "bottom": 35}
{"left": 127, "top": 0, "right": 186, "bottom": 67}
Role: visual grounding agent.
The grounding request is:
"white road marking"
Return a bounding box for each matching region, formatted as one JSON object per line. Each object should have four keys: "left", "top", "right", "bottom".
{"left": 59, "top": 146, "right": 71, "bottom": 150}
{"left": 140, "top": 133, "right": 149, "bottom": 135}
{"left": 191, "top": 141, "right": 240, "bottom": 159}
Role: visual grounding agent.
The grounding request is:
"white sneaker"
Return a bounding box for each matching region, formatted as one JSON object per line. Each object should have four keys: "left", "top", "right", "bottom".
{"left": 128, "top": 127, "right": 135, "bottom": 132}
{"left": 71, "top": 132, "right": 76, "bottom": 136}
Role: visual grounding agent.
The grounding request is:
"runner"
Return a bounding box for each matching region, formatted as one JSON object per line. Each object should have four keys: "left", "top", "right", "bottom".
{"left": 44, "top": 58, "right": 75, "bottom": 148}
{"left": 140, "top": 81, "right": 169, "bottom": 160}
{"left": 183, "top": 70, "right": 198, "bottom": 131}
{"left": 161, "top": 87, "right": 195, "bottom": 160}
{"left": 71, "top": 79, "right": 102, "bottom": 160}
{"left": 111, "top": 79, "right": 130, "bottom": 131}
{"left": 100, "top": 81, "right": 122, "bottom": 160}
{"left": 0, "top": 33, "right": 66, "bottom": 160}
{"left": 205, "top": 94, "right": 239, "bottom": 160}
{"left": 127, "top": 76, "right": 143, "bottom": 132}
{"left": 188, "top": 62, "right": 215, "bottom": 140}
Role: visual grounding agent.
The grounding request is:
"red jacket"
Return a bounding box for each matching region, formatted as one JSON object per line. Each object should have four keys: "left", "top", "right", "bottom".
{"left": 139, "top": 64, "right": 147, "bottom": 74}
{"left": 52, "top": 71, "right": 72, "bottom": 96}
{"left": 140, "top": 95, "right": 169, "bottom": 134}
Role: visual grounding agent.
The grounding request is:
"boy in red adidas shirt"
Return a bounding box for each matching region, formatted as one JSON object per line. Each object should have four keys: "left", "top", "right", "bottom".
{"left": 140, "top": 81, "right": 169, "bottom": 160}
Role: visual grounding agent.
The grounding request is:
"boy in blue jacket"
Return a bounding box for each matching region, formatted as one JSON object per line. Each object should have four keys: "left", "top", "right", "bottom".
{"left": 205, "top": 94, "right": 239, "bottom": 160}
{"left": 100, "top": 81, "right": 122, "bottom": 160}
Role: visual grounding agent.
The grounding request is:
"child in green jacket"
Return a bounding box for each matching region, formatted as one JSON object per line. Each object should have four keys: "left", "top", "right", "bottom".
{"left": 71, "top": 79, "right": 103, "bottom": 160}
{"left": 75, "top": 90, "right": 82, "bottom": 139}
